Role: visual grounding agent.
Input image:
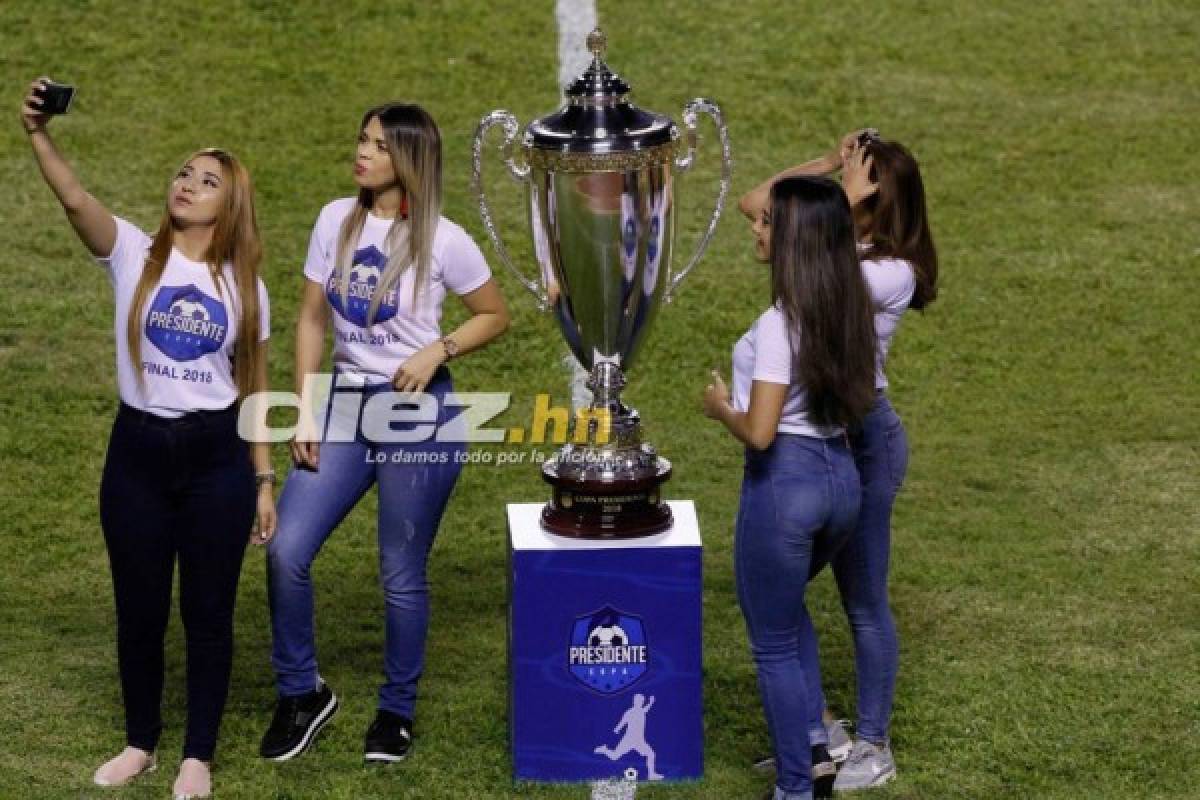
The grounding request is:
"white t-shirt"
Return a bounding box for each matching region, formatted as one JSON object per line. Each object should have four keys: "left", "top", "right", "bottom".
{"left": 303, "top": 197, "right": 492, "bottom": 384}
{"left": 731, "top": 306, "right": 841, "bottom": 439}
{"left": 97, "top": 217, "right": 270, "bottom": 419}
{"left": 862, "top": 255, "right": 915, "bottom": 389}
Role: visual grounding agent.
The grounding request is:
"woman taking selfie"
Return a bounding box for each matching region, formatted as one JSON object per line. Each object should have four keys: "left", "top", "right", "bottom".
{"left": 259, "top": 102, "right": 509, "bottom": 764}
{"left": 21, "top": 78, "right": 275, "bottom": 800}
{"left": 704, "top": 176, "right": 877, "bottom": 800}
{"left": 741, "top": 131, "right": 939, "bottom": 790}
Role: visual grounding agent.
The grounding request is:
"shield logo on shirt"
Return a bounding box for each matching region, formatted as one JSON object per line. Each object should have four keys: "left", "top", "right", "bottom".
{"left": 144, "top": 285, "right": 229, "bottom": 362}
{"left": 326, "top": 245, "right": 399, "bottom": 327}
{"left": 567, "top": 607, "right": 649, "bottom": 694}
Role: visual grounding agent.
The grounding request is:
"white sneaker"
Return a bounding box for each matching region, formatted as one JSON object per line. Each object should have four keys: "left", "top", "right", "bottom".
{"left": 825, "top": 719, "right": 852, "bottom": 763}
{"left": 833, "top": 739, "right": 896, "bottom": 791}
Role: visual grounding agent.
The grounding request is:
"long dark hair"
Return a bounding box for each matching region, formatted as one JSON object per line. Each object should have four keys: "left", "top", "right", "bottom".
{"left": 770, "top": 176, "right": 877, "bottom": 428}
{"left": 854, "top": 139, "right": 938, "bottom": 309}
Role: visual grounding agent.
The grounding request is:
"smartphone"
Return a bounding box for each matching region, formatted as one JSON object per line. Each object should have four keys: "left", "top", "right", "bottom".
{"left": 856, "top": 128, "right": 880, "bottom": 149}
{"left": 33, "top": 81, "right": 76, "bottom": 115}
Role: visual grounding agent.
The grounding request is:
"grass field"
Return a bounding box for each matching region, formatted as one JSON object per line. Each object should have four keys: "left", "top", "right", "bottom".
{"left": 2, "top": 1, "right": 1198, "bottom": 798}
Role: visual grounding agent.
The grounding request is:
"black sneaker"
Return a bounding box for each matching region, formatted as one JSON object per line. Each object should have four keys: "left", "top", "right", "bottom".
{"left": 363, "top": 710, "right": 413, "bottom": 763}
{"left": 755, "top": 745, "right": 836, "bottom": 799}
{"left": 753, "top": 720, "right": 852, "bottom": 772}
{"left": 258, "top": 682, "right": 339, "bottom": 761}
{"left": 811, "top": 743, "right": 836, "bottom": 799}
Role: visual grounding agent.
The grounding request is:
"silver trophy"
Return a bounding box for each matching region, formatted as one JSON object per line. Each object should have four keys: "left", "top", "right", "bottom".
{"left": 473, "top": 28, "right": 731, "bottom": 537}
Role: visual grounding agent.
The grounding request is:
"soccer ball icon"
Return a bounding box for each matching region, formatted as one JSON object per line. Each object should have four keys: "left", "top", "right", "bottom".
{"left": 350, "top": 262, "right": 383, "bottom": 289}
{"left": 169, "top": 298, "right": 210, "bottom": 321}
{"left": 589, "top": 624, "right": 629, "bottom": 648}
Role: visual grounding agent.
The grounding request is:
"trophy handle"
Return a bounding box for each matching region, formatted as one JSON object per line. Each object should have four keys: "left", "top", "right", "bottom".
{"left": 471, "top": 110, "right": 549, "bottom": 310}
{"left": 665, "top": 98, "right": 732, "bottom": 305}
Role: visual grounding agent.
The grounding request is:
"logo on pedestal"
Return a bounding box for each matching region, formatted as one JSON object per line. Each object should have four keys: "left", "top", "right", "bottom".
{"left": 568, "top": 607, "right": 648, "bottom": 693}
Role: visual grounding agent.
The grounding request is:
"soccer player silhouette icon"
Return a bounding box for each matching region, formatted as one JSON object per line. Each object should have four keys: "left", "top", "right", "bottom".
{"left": 593, "top": 694, "right": 664, "bottom": 781}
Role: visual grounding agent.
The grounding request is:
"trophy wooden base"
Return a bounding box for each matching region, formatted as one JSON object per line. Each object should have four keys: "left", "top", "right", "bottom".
{"left": 540, "top": 471, "right": 673, "bottom": 539}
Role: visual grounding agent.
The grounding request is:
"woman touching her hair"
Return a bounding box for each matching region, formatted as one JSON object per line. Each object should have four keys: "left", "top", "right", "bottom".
{"left": 741, "top": 131, "right": 939, "bottom": 791}
{"left": 22, "top": 77, "right": 275, "bottom": 800}
{"left": 704, "top": 176, "right": 877, "bottom": 800}
{"left": 258, "top": 102, "right": 509, "bottom": 765}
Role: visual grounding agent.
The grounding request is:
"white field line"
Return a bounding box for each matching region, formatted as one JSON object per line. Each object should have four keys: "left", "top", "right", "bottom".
{"left": 556, "top": 0, "right": 599, "bottom": 97}
{"left": 555, "top": 0, "right": 600, "bottom": 409}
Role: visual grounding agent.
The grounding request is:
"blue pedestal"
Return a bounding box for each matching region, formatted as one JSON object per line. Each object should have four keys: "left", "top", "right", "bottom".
{"left": 507, "top": 501, "right": 703, "bottom": 783}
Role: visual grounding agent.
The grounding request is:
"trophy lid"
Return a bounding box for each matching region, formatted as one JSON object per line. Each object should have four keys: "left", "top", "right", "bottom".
{"left": 526, "top": 28, "right": 677, "bottom": 154}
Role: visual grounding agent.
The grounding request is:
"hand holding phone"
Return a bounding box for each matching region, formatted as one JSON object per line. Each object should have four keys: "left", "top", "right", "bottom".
{"left": 842, "top": 137, "right": 880, "bottom": 207}
{"left": 838, "top": 128, "right": 880, "bottom": 168}
{"left": 33, "top": 80, "right": 76, "bottom": 115}
{"left": 21, "top": 77, "right": 75, "bottom": 134}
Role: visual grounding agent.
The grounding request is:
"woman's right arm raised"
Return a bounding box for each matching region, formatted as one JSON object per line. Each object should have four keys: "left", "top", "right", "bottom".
{"left": 22, "top": 78, "right": 115, "bottom": 257}
{"left": 737, "top": 129, "right": 877, "bottom": 222}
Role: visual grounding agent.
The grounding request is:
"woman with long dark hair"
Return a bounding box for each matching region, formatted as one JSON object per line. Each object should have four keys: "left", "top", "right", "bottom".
{"left": 258, "top": 103, "right": 509, "bottom": 764}
{"left": 21, "top": 78, "right": 275, "bottom": 800}
{"left": 704, "top": 176, "right": 877, "bottom": 800}
{"left": 740, "top": 131, "right": 939, "bottom": 790}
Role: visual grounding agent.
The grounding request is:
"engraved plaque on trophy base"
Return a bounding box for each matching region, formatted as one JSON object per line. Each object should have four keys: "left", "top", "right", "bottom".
{"left": 541, "top": 468, "right": 673, "bottom": 539}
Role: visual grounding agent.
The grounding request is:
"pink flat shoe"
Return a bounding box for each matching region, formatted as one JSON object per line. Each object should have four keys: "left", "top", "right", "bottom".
{"left": 92, "top": 747, "right": 157, "bottom": 787}
{"left": 172, "top": 758, "right": 212, "bottom": 799}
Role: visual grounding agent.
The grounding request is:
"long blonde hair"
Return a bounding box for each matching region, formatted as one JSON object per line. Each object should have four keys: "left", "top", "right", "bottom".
{"left": 127, "top": 148, "right": 265, "bottom": 399}
{"left": 334, "top": 103, "right": 442, "bottom": 324}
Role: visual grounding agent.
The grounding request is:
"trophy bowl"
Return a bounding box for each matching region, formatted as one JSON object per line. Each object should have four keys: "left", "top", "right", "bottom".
{"left": 473, "top": 28, "right": 732, "bottom": 538}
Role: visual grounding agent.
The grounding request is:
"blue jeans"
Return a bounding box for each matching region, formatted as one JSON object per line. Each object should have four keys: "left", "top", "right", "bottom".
{"left": 801, "top": 393, "right": 907, "bottom": 745}
{"left": 736, "top": 433, "right": 861, "bottom": 797}
{"left": 267, "top": 368, "right": 465, "bottom": 718}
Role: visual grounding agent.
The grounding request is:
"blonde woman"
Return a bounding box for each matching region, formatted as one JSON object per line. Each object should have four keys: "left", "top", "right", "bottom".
{"left": 259, "top": 103, "right": 509, "bottom": 763}
{"left": 21, "top": 78, "right": 275, "bottom": 800}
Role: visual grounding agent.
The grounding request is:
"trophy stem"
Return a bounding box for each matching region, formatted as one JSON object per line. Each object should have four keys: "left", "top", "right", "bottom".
{"left": 540, "top": 361, "right": 673, "bottom": 539}
{"left": 586, "top": 361, "right": 626, "bottom": 414}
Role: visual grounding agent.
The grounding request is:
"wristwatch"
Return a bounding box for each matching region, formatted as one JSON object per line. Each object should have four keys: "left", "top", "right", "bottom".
{"left": 440, "top": 336, "right": 459, "bottom": 360}
{"left": 255, "top": 471, "right": 277, "bottom": 490}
